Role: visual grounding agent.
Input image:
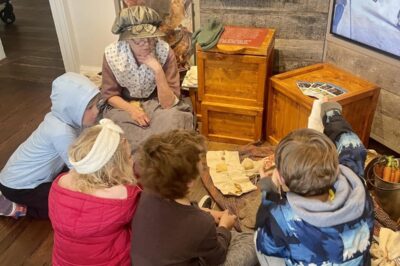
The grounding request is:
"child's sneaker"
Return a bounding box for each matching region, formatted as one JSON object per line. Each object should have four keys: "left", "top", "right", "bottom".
{"left": 0, "top": 191, "right": 16, "bottom": 216}
{"left": 12, "top": 205, "right": 27, "bottom": 219}
{"left": 198, "top": 195, "right": 213, "bottom": 209}
{"left": 0, "top": 192, "right": 26, "bottom": 219}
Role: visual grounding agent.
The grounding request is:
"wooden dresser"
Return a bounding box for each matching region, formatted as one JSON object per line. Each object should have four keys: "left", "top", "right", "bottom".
{"left": 196, "top": 27, "right": 275, "bottom": 144}
{"left": 266, "top": 63, "right": 380, "bottom": 146}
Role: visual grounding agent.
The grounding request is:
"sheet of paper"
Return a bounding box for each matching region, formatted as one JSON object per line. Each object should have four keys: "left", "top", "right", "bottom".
{"left": 206, "top": 151, "right": 257, "bottom": 196}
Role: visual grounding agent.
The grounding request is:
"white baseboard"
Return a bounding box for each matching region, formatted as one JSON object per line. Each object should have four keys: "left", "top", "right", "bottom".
{"left": 0, "top": 38, "right": 6, "bottom": 60}
{"left": 80, "top": 65, "right": 102, "bottom": 76}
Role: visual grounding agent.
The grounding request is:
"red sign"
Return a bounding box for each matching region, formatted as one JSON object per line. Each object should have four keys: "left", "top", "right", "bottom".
{"left": 218, "top": 26, "right": 269, "bottom": 48}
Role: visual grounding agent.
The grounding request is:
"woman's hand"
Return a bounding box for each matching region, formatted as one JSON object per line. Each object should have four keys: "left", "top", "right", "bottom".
{"left": 134, "top": 49, "right": 177, "bottom": 109}
{"left": 128, "top": 105, "right": 150, "bottom": 127}
{"left": 136, "top": 53, "right": 163, "bottom": 74}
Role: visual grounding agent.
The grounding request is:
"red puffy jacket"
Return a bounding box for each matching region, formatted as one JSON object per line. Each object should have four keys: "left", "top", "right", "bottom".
{"left": 49, "top": 174, "right": 141, "bottom": 266}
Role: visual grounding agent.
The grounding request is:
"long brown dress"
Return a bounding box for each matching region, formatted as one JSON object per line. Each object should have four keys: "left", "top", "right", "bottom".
{"left": 101, "top": 41, "right": 193, "bottom": 152}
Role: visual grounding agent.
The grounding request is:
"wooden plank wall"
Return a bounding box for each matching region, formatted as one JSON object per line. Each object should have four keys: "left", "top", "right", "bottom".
{"left": 199, "top": 0, "right": 330, "bottom": 72}
{"left": 199, "top": 0, "right": 399, "bottom": 152}
{"left": 325, "top": 42, "right": 400, "bottom": 153}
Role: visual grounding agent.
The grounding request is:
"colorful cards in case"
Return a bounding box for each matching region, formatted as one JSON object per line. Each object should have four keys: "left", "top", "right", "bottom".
{"left": 296, "top": 81, "right": 347, "bottom": 99}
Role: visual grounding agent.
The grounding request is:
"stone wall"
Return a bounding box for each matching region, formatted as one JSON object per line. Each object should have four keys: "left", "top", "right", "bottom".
{"left": 199, "top": 0, "right": 330, "bottom": 72}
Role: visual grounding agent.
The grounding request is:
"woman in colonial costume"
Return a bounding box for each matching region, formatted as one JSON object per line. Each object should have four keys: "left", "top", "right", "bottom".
{"left": 101, "top": 6, "right": 193, "bottom": 152}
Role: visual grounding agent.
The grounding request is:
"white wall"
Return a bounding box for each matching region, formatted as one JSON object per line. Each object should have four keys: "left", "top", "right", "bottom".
{"left": 50, "top": 0, "right": 118, "bottom": 74}
{"left": 193, "top": 0, "right": 200, "bottom": 31}
{"left": 67, "top": 0, "right": 117, "bottom": 73}
{"left": 51, "top": 0, "right": 199, "bottom": 74}
{"left": 0, "top": 38, "right": 5, "bottom": 60}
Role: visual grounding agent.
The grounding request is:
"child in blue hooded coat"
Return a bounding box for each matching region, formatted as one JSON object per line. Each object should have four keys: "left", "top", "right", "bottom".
{"left": 254, "top": 101, "right": 374, "bottom": 266}
{"left": 0, "top": 72, "right": 100, "bottom": 219}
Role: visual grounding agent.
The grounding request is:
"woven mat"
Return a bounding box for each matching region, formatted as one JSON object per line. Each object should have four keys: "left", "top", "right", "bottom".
{"left": 201, "top": 144, "right": 275, "bottom": 232}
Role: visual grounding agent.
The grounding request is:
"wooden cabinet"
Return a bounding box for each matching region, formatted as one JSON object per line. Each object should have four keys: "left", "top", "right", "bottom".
{"left": 266, "top": 63, "right": 380, "bottom": 146}
{"left": 197, "top": 28, "right": 275, "bottom": 144}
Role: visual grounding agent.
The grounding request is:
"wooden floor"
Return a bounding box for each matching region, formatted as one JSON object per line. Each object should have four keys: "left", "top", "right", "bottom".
{"left": 0, "top": 1, "right": 398, "bottom": 265}
{"left": 0, "top": 0, "right": 64, "bottom": 264}
{"left": 0, "top": 0, "right": 65, "bottom": 168}
{"left": 0, "top": 2, "right": 238, "bottom": 264}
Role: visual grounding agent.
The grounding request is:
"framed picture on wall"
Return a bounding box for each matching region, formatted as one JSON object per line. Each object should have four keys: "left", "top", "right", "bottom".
{"left": 115, "top": 0, "right": 195, "bottom": 72}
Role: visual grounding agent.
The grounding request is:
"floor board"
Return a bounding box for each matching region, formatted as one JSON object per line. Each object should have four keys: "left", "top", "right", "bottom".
{"left": 0, "top": 0, "right": 398, "bottom": 264}
{"left": 0, "top": 0, "right": 63, "bottom": 264}
{"left": 0, "top": 3, "right": 241, "bottom": 264}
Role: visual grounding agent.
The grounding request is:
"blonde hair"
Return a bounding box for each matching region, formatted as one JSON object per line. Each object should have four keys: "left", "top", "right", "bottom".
{"left": 69, "top": 126, "right": 135, "bottom": 193}
{"left": 275, "top": 128, "right": 339, "bottom": 196}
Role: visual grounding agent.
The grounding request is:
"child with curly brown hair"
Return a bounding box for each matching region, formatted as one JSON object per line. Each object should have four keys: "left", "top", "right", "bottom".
{"left": 131, "top": 129, "right": 258, "bottom": 266}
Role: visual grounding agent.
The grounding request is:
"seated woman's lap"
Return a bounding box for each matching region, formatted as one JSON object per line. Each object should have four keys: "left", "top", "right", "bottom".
{"left": 104, "top": 98, "right": 194, "bottom": 152}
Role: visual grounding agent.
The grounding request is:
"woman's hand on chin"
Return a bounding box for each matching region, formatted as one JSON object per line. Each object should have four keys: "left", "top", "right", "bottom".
{"left": 136, "top": 53, "right": 162, "bottom": 74}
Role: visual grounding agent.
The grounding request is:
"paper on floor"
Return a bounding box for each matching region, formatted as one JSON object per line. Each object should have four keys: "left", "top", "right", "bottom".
{"left": 206, "top": 151, "right": 260, "bottom": 196}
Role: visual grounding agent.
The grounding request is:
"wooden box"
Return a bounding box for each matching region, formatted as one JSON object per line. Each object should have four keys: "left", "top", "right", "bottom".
{"left": 201, "top": 101, "right": 263, "bottom": 145}
{"left": 197, "top": 27, "right": 275, "bottom": 143}
{"left": 197, "top": 28, "right": 275, "bottom": 108}
{"left": 266, "top": 63, "right": 380, "bottom": 146}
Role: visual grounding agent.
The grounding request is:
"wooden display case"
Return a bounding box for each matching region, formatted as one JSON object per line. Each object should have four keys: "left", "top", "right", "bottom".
{"left": 201, "top": 101, "right": 263, "bottom": 144}
{"left": 197, "top": 28, "right": 275, "bottom": 143}
{"left": 266, "top": 63, "right": 380, "bottom": 146}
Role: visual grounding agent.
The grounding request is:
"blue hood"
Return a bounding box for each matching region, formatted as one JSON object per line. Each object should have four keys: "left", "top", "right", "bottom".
{"left": 50, "top": 72, "right": 99, "bottom": 128}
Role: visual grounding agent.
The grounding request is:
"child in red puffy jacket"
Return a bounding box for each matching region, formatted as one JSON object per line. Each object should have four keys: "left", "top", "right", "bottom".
{"left": 48, "top": 119, "right": 141, "bottom": 266}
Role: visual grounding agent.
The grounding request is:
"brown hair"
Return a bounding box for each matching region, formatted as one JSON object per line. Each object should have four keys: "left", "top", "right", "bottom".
{"left": 138, "top": 129, "right": 206, "bottom": 200}
{"left": 69, "top": 125, "right": 135, "bottom": 193}
{"left": 275, "top": 128, "right": 339, "bottom": 196}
